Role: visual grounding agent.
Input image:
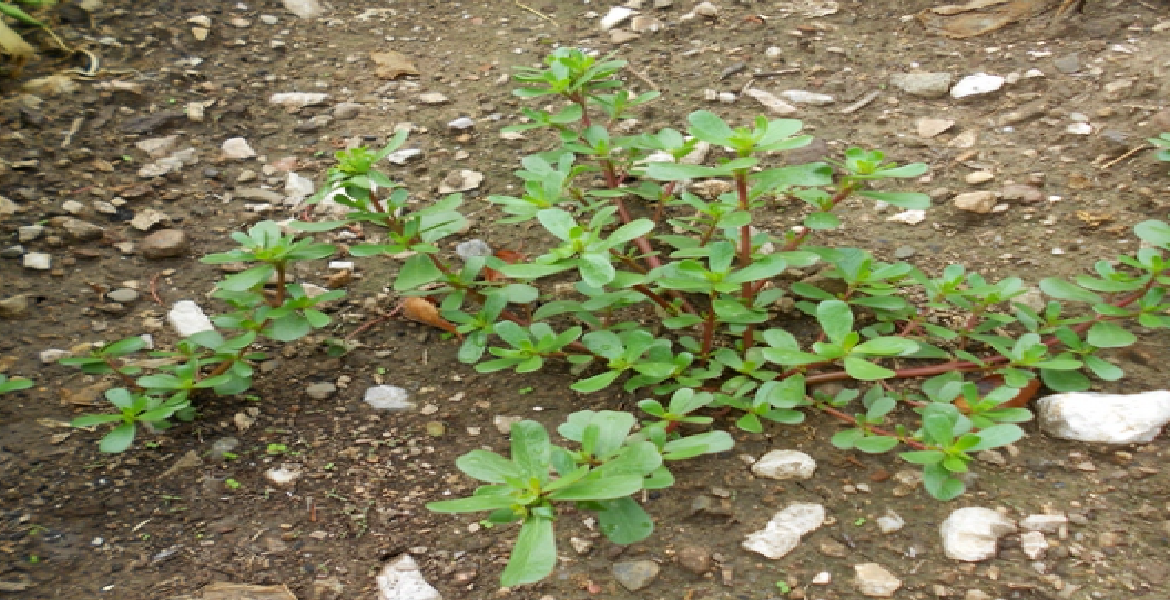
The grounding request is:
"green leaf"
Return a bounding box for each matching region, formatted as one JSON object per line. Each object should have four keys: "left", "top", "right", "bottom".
{"left": 923, "top": 413, "right": 955, "bottom": 445}
{"left": 394, "top": 254, "right": 442, "bottom": 291}
{"left": 425, "top": 493, "right": 519, "bottom": 514}
{"left": 510, "top": 421, "right": 552, "bottom": 481}
{"left": 803, "top": 212, "right": 840, "bottom": 230}
{"left": 645, "top": 162, "right": 729, "bottom": 180}
{"left": 816, "top": 300, "right": 853, "bottom": 344}
{"left": 1039, "top": 278, "right": 1102, "bottom": 303}
{"left": 854, "top": 436, "right": 899, "bottom": 454}
{"left": 1084, "top": 355, "right": 1123, "bottom": 381}
{"left": 606, "top": 219, "right": 655, "bottom": 248}
{"left": 856, "top": 191, "right": 931, "bottom": 209}
{"left": 71, "top": 414, "right": 125, "bottom": 427}
{"left": 103, "top": 337, "right": 148, "bottom": 356}
{"left": 686, "top": 110, "right": 735, "bottom": 146}
{"left": 571, "top": 370, "right": 621, "bottom": 393}
{"left": 843, "top": 357, "right": 895, "bottom": 380}
{"left": 726, "top": 255, "right": 788, "bottom": 284}
{"left": 500, "top": 516, "right": 557, "bottom": 587}
{"left": 220, "top": 265, "right": 275, "bottom": 291}
{"left": 1134, "top": 219, "right": 1170, "bottom": 248}
{"left": 455, "top": 449, "right": 521, "bottom": 483}
{"left": 1040, "top": 368, "right": 1091, "bottom": 392}
{"left": 579, "top": 253, "right": 616, "bottom": 287}
{"left": 99, "top": 423, "right": 137, "bottom": 453}
{"left": 968, "top": 424, "right": 1024, "bottom": 451}
{"left": 899, "top": 450, "right": 945, "bottom": 465}
{"left": 595, "top": 496, "right": 654, "bottom": 544}
{"left": 537, "top": 208, "right": 577, "bottom": 241}
{"left": 852, "top": 337, "right": 918, "bottom": 356}
{"left": 922, "top": 464, "right": 965, "bottom": 501}
{"left": 547, "top": 475, "right": 643, "bottom": 501}
{"left": 662, "top": 430, "right": 734, "bottom": 459}
{"left": 1086, "top": 321, "right": 1136, "bottom": 348}
{"left": 136, "top": 374, "right": 184, "bottom": 390}
{"left": 498, "top": 263, "right": 573, "bottom": 279}
{"left": 736, "top": 412, "right": 763, "bottom": 433}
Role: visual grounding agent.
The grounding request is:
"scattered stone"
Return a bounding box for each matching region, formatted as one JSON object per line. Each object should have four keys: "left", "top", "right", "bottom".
{"left": 1, "top": 246, "right": 24, "bottom": 259}
{"left": 376, "top": 555, "right": 441, "bottom": 600}
{"left": 106, "top": 288, "right": 139, "bottom": 303}
{"left": 693, "top": 1, "right": 720, "bottom": 17}
{"left": 876, "top": 509, "right": 906, "bottom": 534}
{"left": 676, "top": 545, "right": 711, "bottom": 574}
{"left": 1053, "top": 53, "right": 1081, "bottom": 74}
{"left": 364, "top": 385, "right": 414, "bottom": 411}
{"left": 222, "top": 137, "right": 257, "bottom": 160}
{"left": 161, "top": 450, "right": 203, "bottom": 478}
{"left": 1037, "top": 391, "right": 1170, "bottom": 444}
{"left": 780, "top": 90, "right": 835, "bottom": 105}
{"left": 742, "top": 502, "right": 825, "bottom": 559}
{"left": 61, "top": 200, "right": 86, "bottom": 215}
{"left": 59, "top": 217, "right": 104, "bottom": 241}
{"left": 121, "top": 111, "right": 185, "bottom": 134}
{"left": 1001, "top": 184, "right": 1042, "bottom": 204}
{"left": 136, "top": 135, "right": 180, "bottom": 158}
{"left": 1020, "top": 531, "right": 1048, "bottom": 559}
{"left": 612, "top": 560, "right": 659, "bottom": 591}
{"left": 371, "top": 51, "right": 420, "bottom": 79}
{"left": 744, "top": 88, "right": 797, "bottom": 115}
{"left": 630, "top": 15, "right": 663, "bottom": 33}
{"left": 386, "top": 148, "right": 423, "bottom": 165}
{"left": 305, "top": 382, "right": 337, "bottom": 399}
{"left": 600, "top": 6, "right": 637, "bottom": 30}
{"left": 333, "top": 102, "right": 362, "bottom": 120}
{"left": 951, "top": 73, "right": 1005, "bottom": 99}
{"left": 953, "top": 191, "right": 997, "bottom": 214}
{"left": 893, "top": 246, "right": 916, "bottom": 259}
{"left": 269, "top": 92, "right": 329, "bottom": 108}
{"left": 887, "top": 209, "right": 926, "bottom": 224}
{"left": 1019, "top": 513, "right": 1067, "bottom": 533}
{"left": 281, "top": 0, "right": 325, "bottom": 19}
{"left": 751, "top": 449, "right": 816, "bottom": 480}
{"left": 40, "top": 348, "right": 70, "bottom": 363}
{"left": 295, "top": 115, "right": 333, "bottom": 132}
{"left": 235, "top": 189, "right": 284, "bottom": 203}
{"left": 0, "top": 195, "right": 18, "bottom": 217}
{"left": 22, "top": 252, "right": 50, "bottom": 270}
{"left": 438, "top": 170, "right": 484, "bottom": 194}
{"left": 940, "top": 507, "right": 1017, "bottom": 561}
{"left": 138, "top": 148, "right": 198, "bottom": 178}
{"left": 917, "top": 118, "right": 955, "bottom": 138}
{"left": 447, "top": 117, "right": 475, "bottom": 130}
{"left": 210, "top": 437, "right": 240, "bottom": 460}
{"left": 890, "top": 73, "right": 952, "bottom": 98}
{"left": 492, "top": 415, "right": 523, "bottom": 434}
{"left": 141, "top": 229, "right": 190, "bottom": 259}
{"left": 1066, "top": 122, "right": 1093, "bottom": 135}
{"left": 455, "top": 239, "right": 492, "bottom": 260}
{"left": 965, "top": 171, "right": 995, "bottom": 185}
{"left": 131, "top": 208, "right": 171, "bottom": 231}
{"left": 168, "top": 300, "right": 215, "bottom": 337}
{"left": 0, "top": 295, "right": 30, "bottom": 319}
{"left": 853, "top": 563, "right": 902, "bottom": 597}
{"left": 418, "top": 92, "right": 450, "bottom": 105}
{"left": 265, "top": 464, "right": 303, "bottom": 485}
{"left": 570, "top": 537, "right": 593, "bottom": 555}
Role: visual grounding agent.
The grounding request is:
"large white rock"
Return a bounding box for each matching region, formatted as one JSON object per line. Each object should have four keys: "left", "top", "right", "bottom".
{"left": 742, "top": 503, "right": 825, "bottom": 559}
{"left": 167, "top": 300, "right": 215, "bottom": 337}
{"left": 365, "top": 385, "right": 415, "bottom": 411}
{"left": 951, "top": 73, "right": 1005, "bottom": 98}
{"left": 940, "top": 507, "right": 1017, "bottom": 561}
{"left": 600, "top": 6, "right": 636, "bottom": 30}
{"left": 853, "top": 563, "right": 902, "bottom": 597}
{"left": 1036, "top": 391, "right": 1170, "bottom": 444}
{"left": 377, "top": 555, "right": 441, "bottom": 600}
{"left": 751, "top": 449, "right": 816, "bottom": 480}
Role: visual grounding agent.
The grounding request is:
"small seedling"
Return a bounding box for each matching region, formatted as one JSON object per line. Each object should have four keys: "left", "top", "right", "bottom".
{"left": 224, "top": 479, "right": 241, "bottom": 490}
{"left": 266, "top": 443, "right": 289, "bottom": 455}
{"left": 518, "top": 386, "right": 534, "bottom": 395}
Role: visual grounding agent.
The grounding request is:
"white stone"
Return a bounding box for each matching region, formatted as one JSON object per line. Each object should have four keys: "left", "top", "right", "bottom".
{"left": 751, "top": 449, "right": 816, "bottom": 480}
{"left": 953, "top": 191, "right": 996, "bottom": 213}
{"left": 418, "top": 92, "right": 450, "bottom": 105}
{"left": 222, "top": 137, "right": 256, "bottom": 160}
{"left": 136, "top": 135, "right": 180, "bottom": 158}
{"left": 853, "top": 563, "right": 902, "bottom": 597}
{"left": 1037, "top": 391, "right": 1170, "bottom": 443}
{"left": 951, "top": 73, "right": 1006, "bottom": 98}
{"left": 780, "top": 90, "right": 835, "bottom": 105}
{"left": 887, "top": 209, "right": 926, "bottom": 224}
{"left": 40, "top": 349, "right": 70, "bottom": 363}
{"left": 876, "top": 509, "right": 905, "bottom": 534}
{"left": 940, "top": 507, "right": 1017, "bottom": 561}
{"left": 693, "top": 1, "right": 720, "bottom": 16}
{"left": 377, "top": 555, "right": 441, "bottom": 600}
{"left": 744, "top": 88, "right": 797, "bottom": 115}
{"left": 438, "top": 170, "right": 484, "bottom": 194}
{"left": 365, "top": 385, "right": 415, "bottom": 411}
{"left": 742, "top": 502, "right": 825, "bottom": 559}
{"left": 22, "top": 252, "right": 51, "bottom": 270}
{"left": 917, "top": 118, "right": 954, "bottom": 138}
{"left": 265, "top": 464, "right": 302, "bottom": 485}
{"left": 187, "top": 15, "right": 211, "bottom": 27}
{"left": 812, "top": 572, "right": 831, "bottom": 585}
{"left": 268, "top": 92, "right": 329, "bottom": 108}
{"left": 167, "top": 300, "right": 215, "bottom": 337}
{"left": 965, "top": 171, "right": 995, "bottom": 184}
{"left": 386, "top": 148, "right": 423, "bottom": 165}
{"left": 281, "top": 0, "right": 325, "bottom": 19}
{"left": 285, "top": 172, "right": 315, "bottom": 204}
{"left": 1019, "top": 513, "right": 1067, "bottom": 533}
{"left": 455, "top": 239, "right": 492, "bottom": 261}
{"left": 1065, "top": 122, "right": 1093, "bottom": 135}
{"left": 1020, "top": 531, "right": 1048, "bottom": 560}
{"left": 600, "top": 6, "right": 636, "bottom": 30}
{"left": 447, "top": 117, "right": 475, "bottom": 129}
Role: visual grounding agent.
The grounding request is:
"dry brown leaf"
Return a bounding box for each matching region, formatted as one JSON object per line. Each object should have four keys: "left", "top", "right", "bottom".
{"left": 402, "top": 296, "right": 457, "bottom": 334}
{"left": 371, "top": 51, "right": 420, "bottom": 80}
{"left": 483, "top": 249, "right": 527, "bottom": 282}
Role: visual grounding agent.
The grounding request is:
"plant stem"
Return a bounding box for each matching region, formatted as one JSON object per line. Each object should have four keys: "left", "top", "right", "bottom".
{"left": 700, "top": 292, "right": 718, "bottom": 360}
{"left": 817, "top": 404, "right": 927, "bottom": 450}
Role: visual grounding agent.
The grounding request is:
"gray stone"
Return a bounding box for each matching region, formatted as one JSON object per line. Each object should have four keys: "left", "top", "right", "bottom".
{"left": 17, "top": 225, "right": 43, "bottom": 242}
{"left": 455, "top": 239, "right": 492, "bottom": 260}
{"left": 876, "top": 509, "right": 905, "bottom": 533}
{"left": 364, "top": 385, "right": 414, "bottom": 411}
{"left": 1053, "top": 53, "right": 1081, "bottom": 74}
{"left": 305, "top": 382, "right": 337, "bottom": 399}
{"left": 106, "top": 288, "right": 139, "bottom": 303}
{"left": 612, "top": 559, "right": 660, "bottom": 591}
{"left": 889, "top": 73, "right": 953, "bottom": 98}
{"left": 676, "top": 545, "right": 711, "bottom": 574}
{"left": 1001, "top": 184, "right": 1042, "bottom": 204}
{"left": 893, "top": 246, "right": 916, "bottom": 259}
{"left": 0, "top": 295, "right": 30, "bottom": 319}
{"left": 222, "top": 137, "right": 256, "bottom": 160}
{"left": 210, "top": 437, "right": 240, "bottom": 460}
{"left": 333, "top": 102, "right": 362, "bottom": 120}
{"left": 953, "top": 191, "right": 997, "bottom": 214}
{"left": 141, "top": 229, "right": 190, "bottom": 259}
{"left": 1, "top": 245, "right": 24, "bottom": 259}
{"left": 60, "top": 217, "right": 104, "bottom": 241}
{"left": 22, "top": 252, "right": 51, "bottom": 270}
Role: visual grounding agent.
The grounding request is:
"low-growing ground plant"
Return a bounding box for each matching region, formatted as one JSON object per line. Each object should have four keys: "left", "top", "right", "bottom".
{"left": 64, "top": 47, "right": 1170, "bottom": 587}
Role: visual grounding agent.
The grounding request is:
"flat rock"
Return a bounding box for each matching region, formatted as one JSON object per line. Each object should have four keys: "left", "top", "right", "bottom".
{"left": 141, "top": 229, "right": 190, "bottom": 259}
{"left": 1037, "top": 391, "right": 1170, "bottom": 443}
{"left": 305, "top": 382, "right": 337, "bottom": 399}
{"left": 376, "top": 555, "right": 441, "bottom": 600}
{"left": 743, "top": 502, "right": 825, "bottom": 559}
{"left": 940, "top": 507, "right": 1017, "bottom": 561}
{"left": 222, "top": 138, "right": 257, "bottom": 160}
{"left": 200, "top": 582, "right": 297, "bottom": 600}
{"left": 418, "top": 92, "right": 449, "bottom": 105}
{"left": 371, "top": 51, "right": 420, "bottom": 79}
{"left": 917, "top": 118, "right": 954, "bottom": 138}
{"left": 438, "top": 170, "right": 484, "bottom": 194}
{"left": 744, "top": 88, "right": 797, "bottom": 115}
{"left": 132, "top": 208, "right": 171, "bottom": 231}
{"left": 333, "top": 102, "right": 363, "bottom": 120}
{"left": 612, "top": 559, "right": 659, "bottom": 591}
{"left": 59, "top": 217, "right": 104, "bottom": 240}
{"left": 1001, "top": 184, "right": 1042, "bottom": 203}
{"left": 281, "top": 0, "right": 325, "bottom": 19}
{"left": 601, "top": 6, "right": 636, "bottom": 30}
{"left": 951, "top": 73, "right": 1005, "bottom": 99}
{"left": 953, "top": 191, "right": 996, "bottom": 213}
{"left": 269, "top": 92, "right": 329, "bottom": 108}
{"left": 122, "top": 111, "right": 185, "bottom": 134}
{"left": 890, "top": 73, "right": 952, "bottom": 98}
{"left": 22, "top": 252, "right": 50, "bottom": 270}
{"left": 0, "top": 295, "right": 30, "bottom": 319}
{"left": 751, "top": 449, "right": 816, "bottom": 480}
{"left": 854, "top": 563, "right": 902, "bottom": 597}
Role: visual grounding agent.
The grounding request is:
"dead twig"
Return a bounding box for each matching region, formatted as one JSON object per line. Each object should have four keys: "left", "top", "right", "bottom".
{"left": 840, "top": 89, "right": 881, "bottom": 114}
{"left": 345, "top": 302, "right": 404, "bottom": 340}
{"left": 1100, "top": 145, "right": 1151, "bottom": 170}
{"left": 149, "top": 272, "right": 165, "bottom": 305}
{"left": 624, "top": 65, "right": 659, "bottom": 92}
{"left": 515, "top": 1, "right": 558, "bottom": 27}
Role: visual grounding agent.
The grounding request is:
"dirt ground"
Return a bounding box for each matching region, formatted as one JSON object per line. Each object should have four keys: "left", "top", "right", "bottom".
{"left": 2, "top": 0, "right": 1170, "bottom": 598}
